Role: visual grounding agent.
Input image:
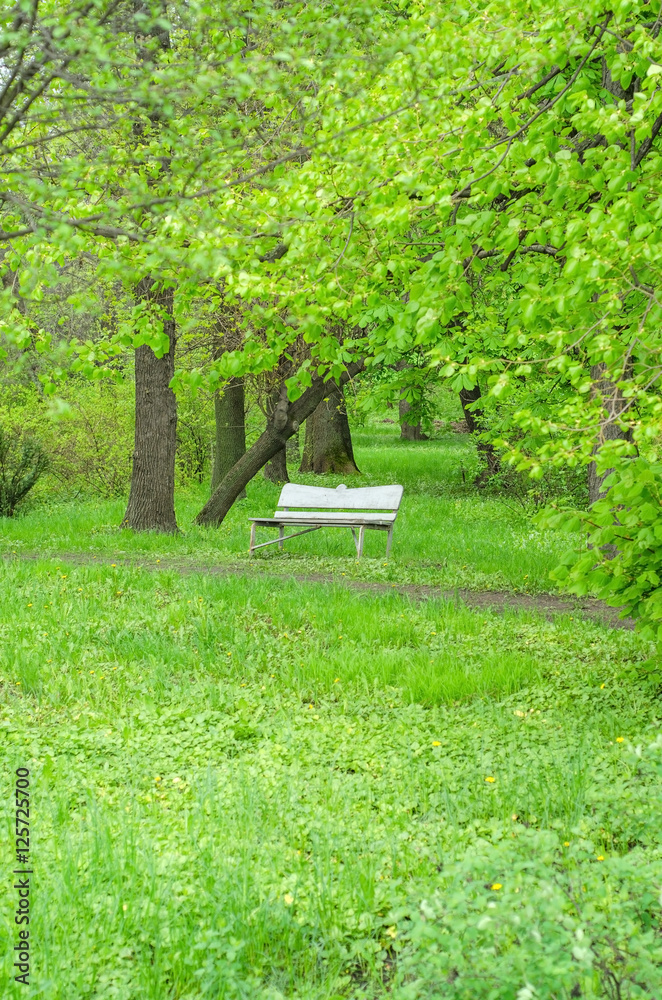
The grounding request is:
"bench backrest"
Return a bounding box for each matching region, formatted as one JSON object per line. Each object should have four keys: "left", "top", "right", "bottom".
{"left": 276, "top": 483, "right": 403, "bottom": 511}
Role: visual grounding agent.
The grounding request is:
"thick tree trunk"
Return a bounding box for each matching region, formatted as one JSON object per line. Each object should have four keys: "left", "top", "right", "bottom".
{"left": 122, "top": 281, "right": 178, "bottom": 532}
{"left": 264, "top": 447, "right": 289, "bottom": 482}
{"left": 286, "top": 427, "right": 300, "bottom": 464}
{"left": 212, "top": 378, "right": 246, "bottom": 498}
{"left": 122, "top": 4, "right": 177, "bottom": 532}
{"left": 194, "top": 361, "right": 364, "bottom": 527}
{"left": 263, "top": 386, "right": 289, "bottom": 482}
{"left": 588, "top": 363, "right": 629, "bottom": 504}
{"left": 459, "top": 384, "right": 499, "bottom": 483}
{"left": 299, "top": 383, "right": 359, "bottom": 474}
{"left": 399, "top": 396, "right": 427, "bottom": 441}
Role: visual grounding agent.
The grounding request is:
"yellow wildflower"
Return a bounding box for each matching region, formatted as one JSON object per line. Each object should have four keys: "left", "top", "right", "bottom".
{"left": 432, "top": 741, "right": 441, "bottom": 747}
{"left": 616, "top": 737, "right": 624, "bottom": 743}
{"left": 485, "top": 776, "right": 496, "bottom": 783}
{"left": 491, "top": 883, "right": 502, "bottom": 891}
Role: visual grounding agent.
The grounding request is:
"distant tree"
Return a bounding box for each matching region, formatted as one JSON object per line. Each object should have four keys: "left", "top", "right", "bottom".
{"left": 299, "top": 383, "right": 360, "bottom": 474}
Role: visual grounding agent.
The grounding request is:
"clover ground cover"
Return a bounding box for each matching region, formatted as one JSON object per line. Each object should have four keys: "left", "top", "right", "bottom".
{"left": 1, "top": 554, "right": 661, "bottom": 998}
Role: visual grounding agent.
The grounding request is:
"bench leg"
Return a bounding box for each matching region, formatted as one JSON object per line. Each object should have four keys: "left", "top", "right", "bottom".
{"left": 385, "top": 525, "right": 393, "bottom": 559}
{"left": 357, "top": 524, "right": 365, "bottom": 559}
{"left": 350, "top": 526, "right": 359, "bottom": 556}
{"left": 278, "top": 525, "right": 284, "bottom": 551}
{"left": 249, "top": 522, "right": 256, "bottom": 556}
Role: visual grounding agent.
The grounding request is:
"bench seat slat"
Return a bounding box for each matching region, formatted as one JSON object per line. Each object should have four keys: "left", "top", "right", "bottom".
{"left": 277, "top": 511, "right": 396, "bottom": 523}
{"left": 251, "top": 512, "right": 396, "bottom": 524}
{"left": 250, "top": 519, "right": 392, "bottom": 529}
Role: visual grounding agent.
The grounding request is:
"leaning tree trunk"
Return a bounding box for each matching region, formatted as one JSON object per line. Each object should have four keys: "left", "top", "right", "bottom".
{"left": 299, "top": 382, "right": 359, "bottom": 474}
{"left": 194, "top": 361, "right": 364, "bottom": 527}
{"left": 399, "top": 396, "right": 427, "bottom": 441}
{"left": 122, "top": 280, "right": 178, "bottom": 532}
{"left": 588, "top": 363, "right": 630, "bottom": 504}
{"left": 459, "top": 384, "right": 499, "bottom": 483}
{"left": 212, "top": 377, "right": 246, "bottom": 498}
{"left": 263, "top": 386, "right": 289, "bottom": 482}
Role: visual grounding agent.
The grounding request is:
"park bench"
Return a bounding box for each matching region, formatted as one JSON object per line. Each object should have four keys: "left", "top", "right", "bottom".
{"left": 249, "top": 483, "right": 404, "bottom": 559}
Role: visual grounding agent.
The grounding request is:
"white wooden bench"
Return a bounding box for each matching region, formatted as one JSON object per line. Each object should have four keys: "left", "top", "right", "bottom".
{"left": 249, "top": 483, "right": 404, "bottom": 559}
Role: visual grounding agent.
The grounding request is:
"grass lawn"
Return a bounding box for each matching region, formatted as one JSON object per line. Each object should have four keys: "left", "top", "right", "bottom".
{"left": 1, "top": 424, "right": 661, "bottom": 998}
{"left": 2, "top": 423, "right": 581, "bottom": 593}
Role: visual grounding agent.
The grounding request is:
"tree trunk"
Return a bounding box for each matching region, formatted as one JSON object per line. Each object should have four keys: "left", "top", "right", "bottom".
{"left": 194, "top": 361, "right": 364, "bottom": 527}
{"left": 122, "top": 3, "right": 177, "bottom": 532}
{"left": 299, "top": 382, "right": 359, "bottom": 474}
{"left": 212, "top": 378, "right": 246, "bottom": 498}
{"left": 122, "top": 280, "right": 178, "bottom": 532}
{"left": 459, "top": 384, "right": 499, "bottom": 483}
{"left": 399, "top": 396, "right": 427, "bottom": 441}
{"left": 263, "top": 386, "right": 289, "bottom": 482}
{"left": 264, "top": 447, "right": 289, "bottom": 482}
{"left": 588, "top": 363, "right": 629, "bottom": 504}
{"left": 286, "top": 426, "right": 300, "bottom": 464}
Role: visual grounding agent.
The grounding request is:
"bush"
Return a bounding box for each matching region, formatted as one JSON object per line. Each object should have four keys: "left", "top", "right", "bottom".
{"left": 0, "top": 382, "right": 134, "bottom": 501}
{"left": 486, "top": 463, "right": 590, "bottom": 513}
{"left": 395, "top": 735, "right": 662, "bottom": 999}
{"left": 0, "top": 426, "right": 49, "bottom": 516}
{"left": 548, "top": 457, "right": 662, "bottom": 648}
{"left": 176, "top": 390, "right": 214, "bottom": 487}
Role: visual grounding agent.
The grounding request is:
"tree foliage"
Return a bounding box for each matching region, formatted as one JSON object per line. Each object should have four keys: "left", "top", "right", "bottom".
{"left": 3, "top": 0, "right": 662, "bottom": 630}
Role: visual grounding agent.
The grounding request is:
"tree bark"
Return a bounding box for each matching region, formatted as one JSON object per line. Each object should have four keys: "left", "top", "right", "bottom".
{"left": 194, "top": 361, "right": 364, "bottom": 526}
{"left": 122, "top": 280, "right": 178, "bottom": 532}
{"left": 299, "top": 382, "right": 359, "bottom": 474}
{"left": 263, "top": 386, "right": 289, "bottom": 482}
{"left": 588, "top": 363, "right": 629, "bottom": 504}
{"left": 263, "top": 448, "right": 289, "bottom": 482}
{"left": 122, "top": 2, "right": 178, "bottom": 532}
{"left": 399, "top": 396, "right": 427, "bottom": 441}
{"left": 212, "top": 378, "right": 246, "bottom": 498}
{"left": 286, "top": 426, "right": 300, "bottom": 464}
{"left": 459, "top": 384, "right": 499, "bottom": 482}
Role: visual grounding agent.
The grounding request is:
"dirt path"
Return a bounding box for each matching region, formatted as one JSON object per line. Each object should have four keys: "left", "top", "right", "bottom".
{"left": 3, "top": 549, "right": 635, "bottom": 630}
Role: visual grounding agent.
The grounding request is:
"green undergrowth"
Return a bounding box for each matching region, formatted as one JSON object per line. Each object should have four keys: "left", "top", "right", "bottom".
{"left": 1, "top": 557, "right": 661, "bottom": 999}
{"left": 0, "top": 427, "right": 578, "bottom": 594}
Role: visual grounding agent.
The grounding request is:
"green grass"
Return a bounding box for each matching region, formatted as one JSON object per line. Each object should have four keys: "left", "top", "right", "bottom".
{"left": 1, "top": 425, "right": 661, "bottom": 999}
{"left": 1, "top": 424, "right": 575, "bottom": 594}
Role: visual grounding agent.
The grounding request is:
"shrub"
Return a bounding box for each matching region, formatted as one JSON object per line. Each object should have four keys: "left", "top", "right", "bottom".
{"left": 0, "top": 382, "right": 133, "bottom": 501}
{"left": 0, "top": 426, "right": 49, "bottom": 516}
{"left": 176, "top": 390, "right": 214, "bottom": 486}
{"left": 549, "top": 457, "right": 662, "bottom": 648}
{"left": 396, "top": 835, "right": 662, "bottom": 999}
{"left": 486, "top": 463, "right": 590, "bottom": 513}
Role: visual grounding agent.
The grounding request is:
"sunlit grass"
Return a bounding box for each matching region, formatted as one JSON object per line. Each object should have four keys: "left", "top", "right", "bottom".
{"left": 0, "top": 425, "right": 660, "bottom": 998}
{"left": 0, "top": 424, "right": 576, "bottom": 593}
